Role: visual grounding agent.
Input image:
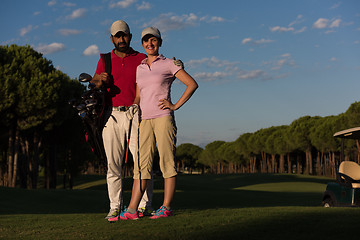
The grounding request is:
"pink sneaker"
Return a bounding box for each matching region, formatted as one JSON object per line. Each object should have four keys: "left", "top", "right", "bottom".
{"left": 108, "top": 215, "right": 119, "bottom": 222}
{"left": 149, "top": 206, "right": 173, "bottom": 219}
{"left": 108, "top": 208, "right": 139, "bottom": 222}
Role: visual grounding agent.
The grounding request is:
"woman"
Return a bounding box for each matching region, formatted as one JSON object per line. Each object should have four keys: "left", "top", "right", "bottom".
{"left": 113, "top": 26, "right": 198, "bottom": 220}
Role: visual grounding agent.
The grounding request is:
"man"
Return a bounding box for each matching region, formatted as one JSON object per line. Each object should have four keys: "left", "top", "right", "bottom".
{"left": 92, "top": 20, "right": 153, "bottom": 219}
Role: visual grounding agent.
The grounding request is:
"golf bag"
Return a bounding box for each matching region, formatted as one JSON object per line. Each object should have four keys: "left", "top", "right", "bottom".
{"left": 78, "top": 84, "right": 107, "bottom": 164}
{"left": 70, "top": 73, "right": 109, "bottom": 166}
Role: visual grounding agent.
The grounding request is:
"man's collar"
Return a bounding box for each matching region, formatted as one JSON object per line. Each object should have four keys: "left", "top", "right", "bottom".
{"left": 126, "top": 47, "right": 139, "bottom": 56}
{"left": 112, "top": 47, "right": 139, "bottom": 57}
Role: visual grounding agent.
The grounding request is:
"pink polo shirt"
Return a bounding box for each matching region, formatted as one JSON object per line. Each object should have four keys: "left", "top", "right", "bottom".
{"left": 95, "top": 48, "right": 146, "bottom": 107}
{"left": 136, "top": 55, "right": 181, "bottom": 120}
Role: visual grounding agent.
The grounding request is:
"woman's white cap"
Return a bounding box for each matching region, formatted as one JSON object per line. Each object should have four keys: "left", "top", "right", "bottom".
{"left": 141, "top": 27, "right": 161, "bottom": 41}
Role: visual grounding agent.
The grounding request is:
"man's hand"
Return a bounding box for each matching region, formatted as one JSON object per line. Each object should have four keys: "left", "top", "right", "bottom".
{"left": 173, "top": 57, "right": 184, "bottom": 69}
{"left": 91, "top": 73, "right": 110, "bottom": 88}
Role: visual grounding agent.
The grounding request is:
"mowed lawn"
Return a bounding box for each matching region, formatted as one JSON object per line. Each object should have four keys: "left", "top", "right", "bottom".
{"left": 1, "top": 173, "right": 360, "bottom": 240}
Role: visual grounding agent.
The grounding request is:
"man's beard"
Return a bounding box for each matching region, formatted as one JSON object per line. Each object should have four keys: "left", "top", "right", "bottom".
{"left": 114, "top": 42, "right": 129, "bottom": 53}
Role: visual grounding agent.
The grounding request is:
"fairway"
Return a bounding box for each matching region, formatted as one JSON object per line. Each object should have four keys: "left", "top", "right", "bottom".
{"left": 1, "top": 174, "right": 360, "bottom": 240}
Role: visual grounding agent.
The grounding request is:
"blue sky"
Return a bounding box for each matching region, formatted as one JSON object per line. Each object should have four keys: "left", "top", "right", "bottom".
{"left": 1, "top": 0, "right": 360, "bottom": 147}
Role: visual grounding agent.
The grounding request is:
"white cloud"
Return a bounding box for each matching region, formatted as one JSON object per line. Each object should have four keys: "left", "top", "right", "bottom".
{"left": 330, "top": 2, "right": 342, "bottom": 9}
{"left": 242, "top": 38, "right": 274, "bottom": 45}
{"left": 146, "top": 13, "right": 224, "bottom": 32}
{"left": 58, "top": 29, "right": 82, "bottom": 36}
{"left": 263, "top": 53, "right": 296, "bottom": 70}
{"left": 187, "top": 58, "right": 209, "bottom": 66}
{"left": 270, "top": 26, "right": 295, "bottom": 32}
{"left": 289, "top": 15, "right": 304, "bottom": 27}
{"left": 35, "top": 43, "right": 65, "bottom": 54}
{"left": 254, "top": 38, "right": 274, "bottom": 44}
{"left": 110, "top": 0, "right": 136, "bottom": 8}
{"left": 20, "top": 25, "right": 38, "bottom": 36}
{"left": 294, "top": 26, "right": 307, "bottom": 34}
{"left": 83, "top": 45, "right": 99, "bottom": 56}
{"left": 186, "top": 13, "right": 198, "bottom": 22}
{"left": 242, "top": 38, "right": 252, "bottom": 44}
{"left": 145, "top": 13, "right": 198, "bottom": 32}
{"left": 187, "top": 57, "right": 239, "bottom": 72}
{"left": 270, "top": 15, "right": 306, "bottom": 34}
{"left": 33, "top": 11, "right": 41, "bottom": 16}
{"left": 137, "top": 1, "right": 151, "bottom": 10}
{"left": 238, "top": 70, "right": 266, "bottom": 80}
{"left": 276, "top": 59, "right": 287, "bottom": 66}
{"left": 67, "top": 8, "right": 87, "bottom": 20}
{"left": 281, "top": 53, "right": 291, "bottom": 58}
{"left": 330, "top": 57, "right": 337, "bottom": 61}
{"left": 187, "top": 56, "right": 291, "bottom": 82}
{"left": 48, "top": 0, "right": 56, "bottom": 6}
{"left": 194, "top": 71, "right": 230, "bottom": 82}
{"left": 329, "top": 19, "right": 341, "bottom": 28}
{"left": 209, "top": 16, "right": 225, "bottom": 22}
{"left": 313, "top": 18, "right": 329, "bottom": 29}
{"left": 200, "top": 16, "right": 225, "bottom": 23}
{"left": 63, "top": 2, "right": 76, "bottom": 7}
{"left": 187, "top": 57, "right": 275, "bottom": 82}
{"left": 272, "top": 58, "right": 295, "bottom": 70}
{"left": 313, "top": 18, "right": 342, "bottom": 30}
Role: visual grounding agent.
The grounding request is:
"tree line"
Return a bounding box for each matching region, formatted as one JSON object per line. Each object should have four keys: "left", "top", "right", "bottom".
{"left": 1, "top": 44, "right": 360, "bottom": 190}
{"left": 177, "top": 102, "right": 360, "bottom": 178}
{"left": 0, "top": 44, "right": 97, "bottom": 189}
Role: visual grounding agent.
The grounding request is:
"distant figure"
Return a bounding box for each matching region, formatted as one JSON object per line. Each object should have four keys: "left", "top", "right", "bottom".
{"left": 112, "top": 26, "right": 198, "bottom": 220}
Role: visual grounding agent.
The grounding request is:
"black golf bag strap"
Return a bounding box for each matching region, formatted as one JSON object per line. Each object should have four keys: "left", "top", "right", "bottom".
{"left": 100, "top": 52, "right": 112, "bottom": 74}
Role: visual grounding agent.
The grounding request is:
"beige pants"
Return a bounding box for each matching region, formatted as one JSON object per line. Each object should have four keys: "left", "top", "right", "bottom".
{"left": 134, "top": 115, "right": 177, "bottom": 179}
{"left": 103, "top": 109, "right": 153, "bottom": 210}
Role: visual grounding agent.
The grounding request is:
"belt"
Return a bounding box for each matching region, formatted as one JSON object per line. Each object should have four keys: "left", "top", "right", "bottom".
{"left": 111, "top": 106, "right": 130, "bottom": 112}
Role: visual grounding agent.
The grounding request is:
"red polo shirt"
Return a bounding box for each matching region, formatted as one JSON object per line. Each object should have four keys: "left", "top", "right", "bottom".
{"left": 95, "top": 48, "right": 146, "bottom": 107}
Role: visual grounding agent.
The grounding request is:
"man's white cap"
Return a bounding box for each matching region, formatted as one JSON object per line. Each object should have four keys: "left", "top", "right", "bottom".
{"left": 141, "top": 27, "right": 161, "bottom": 41}
{"left": 110, "top": 20, "right": 130, "bottom": 36}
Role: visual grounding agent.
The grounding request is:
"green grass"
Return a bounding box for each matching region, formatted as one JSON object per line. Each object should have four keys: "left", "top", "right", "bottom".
{"left": 1, "top": 174, "right": 360, "bottom": 240}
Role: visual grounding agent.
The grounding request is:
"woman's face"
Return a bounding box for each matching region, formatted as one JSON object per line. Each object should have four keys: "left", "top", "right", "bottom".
{"left": 142, "top": 36, "right": 160, "bottom": 56}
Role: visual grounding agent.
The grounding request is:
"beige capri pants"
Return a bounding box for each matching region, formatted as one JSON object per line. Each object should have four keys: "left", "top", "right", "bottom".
{"left": 134, "top": 115, "right": 177, "bottom": 179}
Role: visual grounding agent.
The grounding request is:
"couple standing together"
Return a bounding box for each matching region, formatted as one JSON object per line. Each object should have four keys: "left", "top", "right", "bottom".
{"left": 91, "top": 20, "right": 198, "bottom": 221}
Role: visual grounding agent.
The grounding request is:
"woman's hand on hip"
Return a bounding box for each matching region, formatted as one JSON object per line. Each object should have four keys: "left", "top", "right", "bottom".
{"left": 159, "top": 99, "right": 176, "bottom": 111}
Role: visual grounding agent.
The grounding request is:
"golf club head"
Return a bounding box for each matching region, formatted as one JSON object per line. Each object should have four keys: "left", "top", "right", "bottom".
{"left": 79, "top": 73, "right": 93, "bottom": 83}
{"left": 81, "top": 91, "right": 92, "bottom": 99}
{"left": 78, "top": 111, "right": 86, "bottom": 118}
{"left": 88, "top": 82, "right": 96, "bottom": 89}
{"left": 76, "top": 103, "right": 86, "bottom": 111}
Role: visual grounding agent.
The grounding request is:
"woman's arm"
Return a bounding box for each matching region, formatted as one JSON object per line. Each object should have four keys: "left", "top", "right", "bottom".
{"left": 158, "top": 69, "right": 198, "bottom": 111}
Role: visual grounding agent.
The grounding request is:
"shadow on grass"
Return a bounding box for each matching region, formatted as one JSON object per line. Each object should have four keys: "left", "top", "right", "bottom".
{"left": 173, "top": 173, "right": 331, "bottom": 210}
{"left": 0, "top": 173, "right": 333, "bottom": 215}
{"left": 165, "top": 208, "right": 360, "bottom": 240}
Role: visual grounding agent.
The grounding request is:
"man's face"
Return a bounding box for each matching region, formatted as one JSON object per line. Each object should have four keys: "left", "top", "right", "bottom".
{"left": 111, "top": 31, "right": 132, "bottom": 53}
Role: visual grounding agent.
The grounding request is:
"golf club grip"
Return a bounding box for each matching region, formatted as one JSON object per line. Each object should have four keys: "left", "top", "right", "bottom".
{"left": 125, "top": 140, "right": 130, "bottom": 164}
{"left": 124, "top": 118, "right": 133, "bottom": 164}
